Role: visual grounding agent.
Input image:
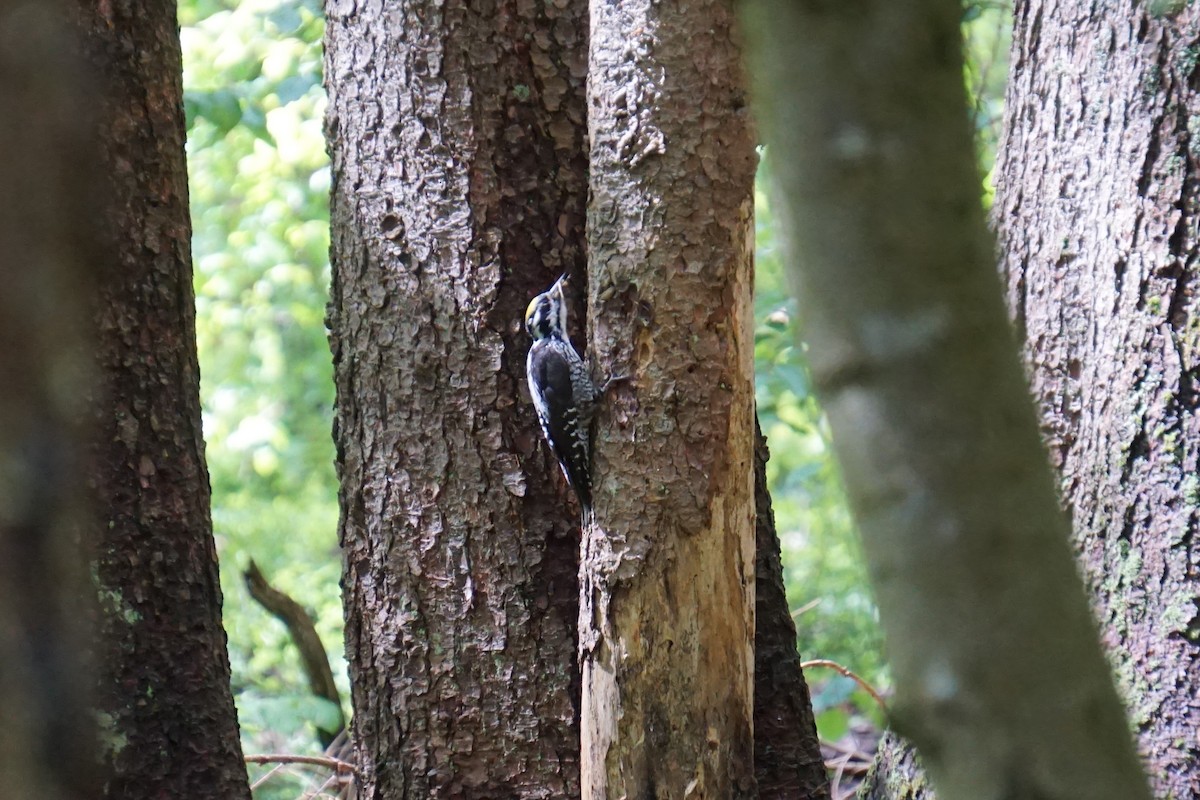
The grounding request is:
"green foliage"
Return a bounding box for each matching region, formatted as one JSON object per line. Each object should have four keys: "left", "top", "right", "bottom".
{"left": 181, "top": 0, "right": 343, "bottom": 762}
{"left": 963, "top": 2, "right": 1013, "bottom": 200}
{"left": 753, "top": 165, "right": 888, "bottom": 711}
{"left": 1148, "top": 0, "right": 1188, "bottom": 19}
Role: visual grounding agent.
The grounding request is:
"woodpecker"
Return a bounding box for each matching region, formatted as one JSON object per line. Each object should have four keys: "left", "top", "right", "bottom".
{"left": 525, "top": 274, "right": 618, "bottom": 522}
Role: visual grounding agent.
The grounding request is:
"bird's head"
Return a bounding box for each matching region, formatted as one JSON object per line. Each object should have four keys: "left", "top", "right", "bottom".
{"left": 525, "top": 274, "right": 569, "bottom": 341}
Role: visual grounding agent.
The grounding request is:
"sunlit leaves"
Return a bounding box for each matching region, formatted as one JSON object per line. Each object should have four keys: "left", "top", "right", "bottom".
{"left": 181, "top": 0, "right": 341, "bottom": 757}
{"left": 963, "top": 2, "right": 1012, "bottom": 198}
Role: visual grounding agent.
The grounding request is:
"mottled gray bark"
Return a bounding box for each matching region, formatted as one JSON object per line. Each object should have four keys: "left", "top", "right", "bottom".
{"left": 325, "top": 0, "right": 588, "bottom": 796}
{"left": 741, "top": 2, "right": 1150, "bottom": 799}
{"left": 74, "top": 0, "right": 251, "bottom": 796}
{"left": 582, "top": 1, "right": 758, "bottom": 797}
{"left": 996, "top": 2, "right": 1200, "bottom": 795}
{"left": 0, "top": 4, "right": 96, "bottom": 798}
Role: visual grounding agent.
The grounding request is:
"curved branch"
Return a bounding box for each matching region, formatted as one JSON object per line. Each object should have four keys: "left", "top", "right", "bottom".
{"left": 243, "top": 560, "right": 344, "bottom": 747}
{"left": 798, "top": 659, "right": 888, "bottom": 714}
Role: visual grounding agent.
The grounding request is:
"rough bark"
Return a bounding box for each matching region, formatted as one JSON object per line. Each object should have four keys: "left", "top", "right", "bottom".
{"left": 74, "top": 1, "right": 251, "bottom": 797}
{"left": 741, "top": 2, "right": 1151, "bottom": 799}
{"left": 856, "top": 733, "right": 930, "bottom": 800}
{"left": 0, "top": 4, "right": 96, "bottom": 797}
{"left": 582, "top": 1, "right": 758, "bottom": 797}
{"left": 996, "top": 2, "right": 1200, "bottom": 795}
{"left": 324, "top": 0, "right": 588, "bottom": 796}
{"left": 752, "top": 421, "right": 831, "bottom": 800}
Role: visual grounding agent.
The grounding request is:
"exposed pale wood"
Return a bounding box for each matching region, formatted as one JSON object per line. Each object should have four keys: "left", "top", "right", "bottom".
{"left": 582, "top": 0, "right": 758, "bottom": 796}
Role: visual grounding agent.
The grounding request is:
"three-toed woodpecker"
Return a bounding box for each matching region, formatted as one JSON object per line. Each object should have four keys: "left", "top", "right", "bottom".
{"left": 525, "top": 274, "right": 619, "bottom": 522}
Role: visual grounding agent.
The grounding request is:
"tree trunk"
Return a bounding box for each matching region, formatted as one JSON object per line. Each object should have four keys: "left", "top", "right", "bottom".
{"left": 741, "top": 2, "right": 1151, "bottom": 799}
{"left": 74, "top": 2, "right": 251, "bottom": 797}
{"left": 0, "top": 3, "right": 97, "bottom": 797}
{"left": 996, "top": 2, "right": 1200, "bottom": 795}
{"left": 753, "top": 422, "right": 832, "bottom": 800}
{"left": 582, "top": 1, "right": 758, "bottom": 796}
{"left": 324, "top": 0, "right": 589, "bottom": 795}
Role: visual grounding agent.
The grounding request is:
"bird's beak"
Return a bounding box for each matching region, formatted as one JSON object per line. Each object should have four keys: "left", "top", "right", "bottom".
{"left": 551, "top": 273, "right": 568, "bottom": 298}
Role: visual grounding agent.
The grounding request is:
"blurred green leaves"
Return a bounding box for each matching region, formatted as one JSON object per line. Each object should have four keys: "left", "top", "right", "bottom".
{"left": 753, "top": 162, "right": 887, "bottom": 708}
{"left": 964, "top": 2, "right": 1012, "bottom": 199}
{"left": 181, "top": 0, "right": 341, "bottom": 759}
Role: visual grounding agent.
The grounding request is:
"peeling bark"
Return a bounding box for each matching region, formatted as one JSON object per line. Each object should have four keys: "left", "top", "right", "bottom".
{"left": 582, "top": 0, "right": 758, "bottom": 796}
{"left": 996, "top": 2, "right": 1200, "bottom": 795}
{"left": 74, "top": 1, "right": 251, "bottom": 796}
{"left": 325, "top": 0, "right": 589, "bottom": 796}
{"left": 741, "top": 2, "right": 1151, "bottom": 799}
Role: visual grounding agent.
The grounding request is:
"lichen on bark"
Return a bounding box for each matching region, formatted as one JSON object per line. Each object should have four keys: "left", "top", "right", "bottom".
{"left": 996, "top": 2, "right": 1200, "bottom": 794}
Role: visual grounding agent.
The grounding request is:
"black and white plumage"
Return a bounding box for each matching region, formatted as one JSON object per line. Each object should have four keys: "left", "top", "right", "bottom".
{"left": 525, "top": 275, "right": 601, "bottom": 520}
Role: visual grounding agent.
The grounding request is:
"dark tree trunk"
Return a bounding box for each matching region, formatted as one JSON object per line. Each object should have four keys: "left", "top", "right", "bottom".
{"left": 0, "top": 3, "right": 97, "bottom": 797}
{"left": 75, "top": 1, "right": 250, "bottom": 797}
{"left": 741, "top": 1, "right": 1150, "bottom": 799}
{"left": 996, "top": 2, "right": 1200, "bottom": 795}
{"left": 324, "top": 0, "right": 589, "bottom": 795}
{"left": 753, "top": 422, "right": 832, "bottom": 800}
{"left": 582, "top": 0, "right": 759, "bottom": 796}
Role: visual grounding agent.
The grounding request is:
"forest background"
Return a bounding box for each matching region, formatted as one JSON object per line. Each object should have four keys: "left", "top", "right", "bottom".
{"left": 180, "top": 0, "right": 1011, "bottom": 779}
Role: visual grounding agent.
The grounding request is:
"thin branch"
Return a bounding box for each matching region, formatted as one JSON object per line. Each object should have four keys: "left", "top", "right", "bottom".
{"left": 821, "top": 738, "right": 873, "bottom": 757}
{"left": 790, "top": 597, "right": 822, "bottom": 619}
{"left": 249, "top": 763, "right": 286, "bottom": 791}
{"left": 301, "top": 770, "right": 342, "bottom": 800}
{"left": 830, "top": 750, "right": 853, "bottom": 800}
{"left": 799, "top": 658, "right": 888, "bottom": 712}
{"left": 244, "top": 754, "right": 358, "bottom": 774}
